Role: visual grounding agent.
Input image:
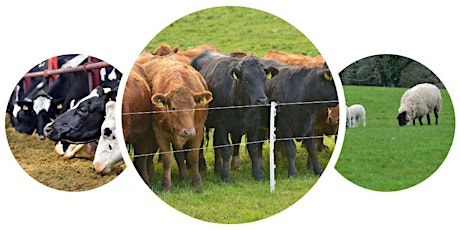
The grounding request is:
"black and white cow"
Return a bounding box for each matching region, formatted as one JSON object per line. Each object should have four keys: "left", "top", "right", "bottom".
{"left": 44, "top": 86, "right": 118, "bottom": 145}
{"left": 8, "top": 54, "right": 121, "bottom": 140}
{"left": 92, "top": 100, "right": 124, "bottom": 175}
{"left": 190, "top": 50, "right": 278, "bottom": 182}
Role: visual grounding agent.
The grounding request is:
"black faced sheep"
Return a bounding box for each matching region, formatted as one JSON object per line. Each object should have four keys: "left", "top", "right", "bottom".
{"left": 346, "top": 104, "right": 366, "bottom": 128}
{"left": 397, "top": 83, "right": 442, "bottom": 126}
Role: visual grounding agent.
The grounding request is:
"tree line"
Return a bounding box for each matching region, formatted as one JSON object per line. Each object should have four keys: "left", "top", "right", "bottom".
{"left": 339, "top": 54, "right": 444, "bottom": 88}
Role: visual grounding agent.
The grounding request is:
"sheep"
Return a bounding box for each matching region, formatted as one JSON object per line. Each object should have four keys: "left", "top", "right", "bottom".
{"left": 346, "top": 104, "right": 366, "bottom": 128}
{"left": 397, "top": 83, "right": 442, "bottom": 126}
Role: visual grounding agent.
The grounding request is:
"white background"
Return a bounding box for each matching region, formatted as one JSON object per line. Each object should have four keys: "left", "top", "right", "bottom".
{"left": 0, "top": 1, "right": 458, "bottom": 229}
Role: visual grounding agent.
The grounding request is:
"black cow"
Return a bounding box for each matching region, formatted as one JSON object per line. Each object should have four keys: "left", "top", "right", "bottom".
{"left": 191, "top": 50, "right": 278, "bottom": 182}
{"left": 259, "top": 59, "right": 338, "bottom": 177}
{"left": 44, "top": 86, "right": 118, "bottom": 144}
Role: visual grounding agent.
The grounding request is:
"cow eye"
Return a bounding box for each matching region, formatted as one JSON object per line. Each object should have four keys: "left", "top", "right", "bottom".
{"left": 171, "top": 107, "right": 176, "bottom": 111}
{"left": 77, "top": 108, "right": 89, "bottom": 116}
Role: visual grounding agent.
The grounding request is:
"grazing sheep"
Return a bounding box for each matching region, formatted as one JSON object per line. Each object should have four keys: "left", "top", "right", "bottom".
{"left": 346, "top": 104, "right": 366, "bottom": 128}
{"left": 397, "top": 83, "right": 442, "bottom": 126}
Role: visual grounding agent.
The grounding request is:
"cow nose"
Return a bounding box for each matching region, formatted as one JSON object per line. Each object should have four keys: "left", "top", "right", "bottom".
{"left": 43, "top": 125, "right": 52, "bottom": 137}
{"left": 180, "top": 128, "right": 196, "bottom": 137}
{"left": 257, "top": 97, "right": 268, "bottom": 105}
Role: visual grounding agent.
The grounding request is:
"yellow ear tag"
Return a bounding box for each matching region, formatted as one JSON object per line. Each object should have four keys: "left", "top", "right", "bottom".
{"left": 232, "top": 72, "right": 238, "bottom": 80}
{"left": 201, "top": 97, "right": 208, "bottom": 104}
{"left": 324, "top": 73, "right": 332, "bottom": 81}
{"left": 266, "top": 72, "right": 272, "bottom": 79}
{"left": 57, "top": 104, "right": 63, "bottom": 109}
{"left": 157, "top": 100, "right": 164, "bottom": 108}
{"left": 22, "top": 105, "right": 28, "bottom": 110}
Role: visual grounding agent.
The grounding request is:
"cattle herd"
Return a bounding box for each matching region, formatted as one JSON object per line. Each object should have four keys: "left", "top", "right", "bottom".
{"left": 5, "top": 45, "right": 340, "bottom": 191}
{"left": 6, "top": 54, "right": 124, "bottom": 179}
{"left": 123, "top": 44, "right": 339, "bottom": 191}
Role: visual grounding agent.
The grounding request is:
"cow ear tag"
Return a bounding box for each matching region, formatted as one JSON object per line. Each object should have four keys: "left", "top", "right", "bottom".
{"left": 200, "top": 96, "right": 208, "bottom": 104}
{"left": 57, "top": 104, "right": 63, "bottom": 109}
{"left": 22, "top": 105, "right": 29, "bottom": 110}
{"left": 232, "top": 72, "right": 238, "bottom": 80}
{"left": 266, "top": 72, "right": 272, "bottom": 79}
{"left": 324, "top": 73, "right": 332, "bottom": 81}
{"left": 157, "top": 100, "right": 164, "bottom": 108}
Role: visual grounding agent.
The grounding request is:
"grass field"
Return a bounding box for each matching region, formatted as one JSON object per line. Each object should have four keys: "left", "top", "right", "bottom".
{"left": 129, "top": 6, "right": 334, "bottom": 224}
{"left": 335, "top": 85, "right": 455, "bottom": 191}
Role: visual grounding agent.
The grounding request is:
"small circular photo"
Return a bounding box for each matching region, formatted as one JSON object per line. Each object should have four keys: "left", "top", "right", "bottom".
{"left": 335, "top": 54, "right": 455, "bottom": 191}
{"left": 5, "top": 54, "right": 125, "bottom": 191}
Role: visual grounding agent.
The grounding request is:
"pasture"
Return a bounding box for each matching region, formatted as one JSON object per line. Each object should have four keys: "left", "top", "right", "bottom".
{"left": 5, "top": 117, "right": 125, "bottom": 191}
{"left": 335, "top": 85, "right": 455, "bottom": 191}
{"left": 128, "top": 6, "right": 337, "bottom": 224}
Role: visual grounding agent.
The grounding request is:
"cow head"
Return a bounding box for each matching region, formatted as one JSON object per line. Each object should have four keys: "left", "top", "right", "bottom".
{"left": 307, "top": 65, "right": 338, "bottom": 108}
{"left": 231, "top": 56, "right": 278, "bottom": 106}
{"left": 11, "top": 100, "right": 37, "bottom": 135}
{"left": 327, "top": 106, "right": 340, "bottom": 124}
{"left": 92, "top": 101, "right": 124, "bottom": 175}
{"left": 44, "top": 86, "right": 117, "bottom": 144}
{"left": 152, "top": 86, "right": 212, "bottom": 147}
{"left": 32, "top": 94, "right": 65, "bottom": 140}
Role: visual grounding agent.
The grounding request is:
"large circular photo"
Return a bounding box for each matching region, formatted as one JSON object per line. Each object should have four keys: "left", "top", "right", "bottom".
{"left": 121, "top": 6, "right": 341, "bottom": 223}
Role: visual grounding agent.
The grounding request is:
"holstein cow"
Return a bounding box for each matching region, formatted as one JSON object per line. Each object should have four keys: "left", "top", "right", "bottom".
{"left": 191, "top": 50, "right": 278, "bottom": 182}
{"left": 8, "top": 54, "right": 88, "bottom": 137}
{"left": 92, "top": 101, "right": 124, "bottom": 175}
{"left": 259, "top": 58, "right": 338, "bottom": 177}
{"left": 143, "top": 57, "right": 212, "bottom": 191}
{"left": 44, "top": 86, "right": 118, "bottom": 156}
{"left": 122, "top": 63, "right": 156, "bottom": 184}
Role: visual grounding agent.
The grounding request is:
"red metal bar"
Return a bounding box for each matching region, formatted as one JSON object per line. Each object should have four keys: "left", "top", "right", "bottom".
{"left": 24, "top": 61, "right": 112, "bottom": 78}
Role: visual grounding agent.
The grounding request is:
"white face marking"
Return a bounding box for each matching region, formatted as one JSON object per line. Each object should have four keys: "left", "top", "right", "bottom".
{"left": 33, "top": 96, "right": 51, "bottom": 114}
{"left": 61, "top": 54, "right": 89, "bottom": 68}
{"left": 107, "top": 70, "right": 117, "bottom": 81}
{"left": 100, "top": 68, "right": 107, "bottom": 81}
{"left": 12, "top": 104, "right": 21, "bottom": 118}
{"left": 69, "top": 88, "right": 101, "bottom": 110}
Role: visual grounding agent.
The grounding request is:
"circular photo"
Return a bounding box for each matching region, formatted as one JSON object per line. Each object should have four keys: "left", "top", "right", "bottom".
{"left": 122, "top": 6, "right": 340, "bottom": 224}
{"left": 335, "top": 54, "right": 455, "bottom": 191}
{"left": 5, "top": 54, "right": 125, "bottom": 191}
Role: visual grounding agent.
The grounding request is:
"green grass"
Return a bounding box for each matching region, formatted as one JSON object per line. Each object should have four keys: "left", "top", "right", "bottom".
{"left": 129, "top": 6, "right": 329, "bottom": 224}
{"left": 144, "top": 6, "right": 319, "bottom": 56}
{"left": 140, "top": 134, "right": 334, "bottom": 224}
{"left": 335, "top": 85, "right": 455, "bottom": 191}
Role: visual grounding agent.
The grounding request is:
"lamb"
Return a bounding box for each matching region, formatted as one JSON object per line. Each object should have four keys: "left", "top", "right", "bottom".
{"left": 397, "top": 83, "right": 442, "bottom": 126}
{"left": 346, "top": 104, "right": 366, "bottom": 128}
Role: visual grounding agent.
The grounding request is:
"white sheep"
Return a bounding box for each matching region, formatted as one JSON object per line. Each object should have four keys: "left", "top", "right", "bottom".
{"left": 397, "top": 83, "right": 442, "bottom": 126}
{"left": 346, "top": 104, "right": 366, "bottom": 128}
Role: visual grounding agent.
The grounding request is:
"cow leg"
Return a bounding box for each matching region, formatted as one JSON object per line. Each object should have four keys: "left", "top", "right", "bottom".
{"left": 155, "top": 136, "right": 172, "bottom": 191}
{"left": 304, "top": 130, "right": 323, "bottom": 175}
{"left": 426, "top": 113, "right": 431, "bottom": 125}
{"left": 246, "top": 130, "right": 263, "bottom": 181}
{"left": 174, "top": 150, "right": 189, "bottom": 181}
{"left": 213, "top": 128, "right": 231, "bottom": 182}
{"left": 187, "top": 130, "right": 204, "bottom": 188}
{"left": 198, "top": 138, "right": 207, "bottom": 171}
{"left": 231, "top": 133, "right": 243, "bottom": 170}
{"left": 133, "top": 140, "right": 153, "bottom": 185}
{"left": 282, "top": 139, "right": 298, "bottom": 178}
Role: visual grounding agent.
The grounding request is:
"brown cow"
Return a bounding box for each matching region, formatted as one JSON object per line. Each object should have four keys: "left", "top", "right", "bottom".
{"left": 264, "top": 50, "right": 325, "bottom": 67}
{"left": 313, "top": 106, "right": 340, "bottom": 152}
{"left": 122, "top": 63, "right": 156, "bottom": 185}
{"left": 143, "top": 58, "right": 212, "bottom": 191}
{"left": 177, "top": 43, "right": 220, "bottom": 59}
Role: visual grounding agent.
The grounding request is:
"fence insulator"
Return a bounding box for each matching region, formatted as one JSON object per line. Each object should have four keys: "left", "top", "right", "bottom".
{"left": 269, "top": 101, "right": 277, "bottom": 193}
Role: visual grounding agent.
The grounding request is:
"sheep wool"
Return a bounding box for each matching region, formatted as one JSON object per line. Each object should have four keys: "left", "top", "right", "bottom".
{"left": 397, "top": 83, "right": 442, "bottom": 126}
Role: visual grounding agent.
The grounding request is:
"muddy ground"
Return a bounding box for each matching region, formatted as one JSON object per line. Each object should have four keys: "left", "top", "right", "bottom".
{"left": 5, "top": 118, "right": 125, "bottom": 192}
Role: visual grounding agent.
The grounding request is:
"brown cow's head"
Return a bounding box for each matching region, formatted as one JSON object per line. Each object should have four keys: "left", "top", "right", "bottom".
{"left": 151, "top": 86, "right": 212, "bottom": 146}
{"left": 327, "top": 106, "right": 340, "bottom": 124}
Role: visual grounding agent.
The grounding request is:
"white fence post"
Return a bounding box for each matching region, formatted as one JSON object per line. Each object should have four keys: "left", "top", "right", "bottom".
{"left": 269, "top": 101, "right": 277, "bottom": 193}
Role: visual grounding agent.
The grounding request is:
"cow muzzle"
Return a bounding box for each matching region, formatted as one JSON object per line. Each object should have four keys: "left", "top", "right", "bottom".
{"left": 179, "top": 128, "right": 196, "bottom": 137}
{"left": 257, "top": 97, "right": 268, "bottom": 105}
